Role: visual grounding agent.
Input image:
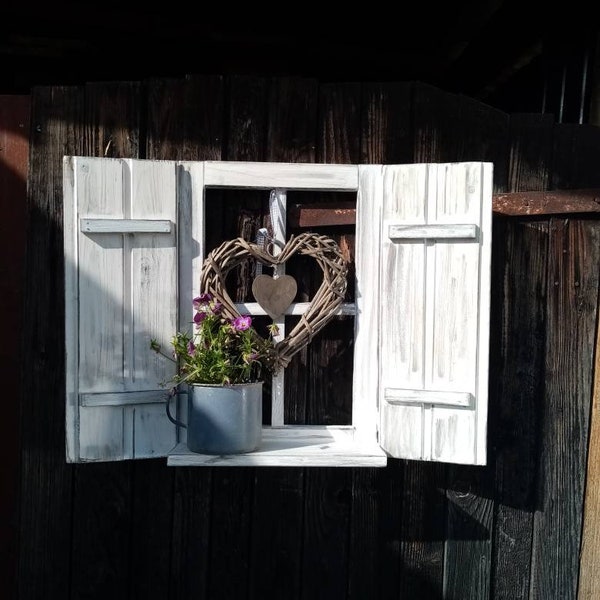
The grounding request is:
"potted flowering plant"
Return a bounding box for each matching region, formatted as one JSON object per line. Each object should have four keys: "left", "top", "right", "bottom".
{"left": 151, "top": 293, "right": 278, "bottom": 454}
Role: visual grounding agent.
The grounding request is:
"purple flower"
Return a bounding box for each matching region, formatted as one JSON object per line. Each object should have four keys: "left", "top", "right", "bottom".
{"left": 232, "top": 315, "right": 252, "bottom": 331}
{"left": 211, "top": 301, "right": 223, "bottom": 315}
{"left": 193, "top": 311, "right": 207, "bottom": 326}
{"left": 193, "top": 293, "right": 212, "bottom": 307}
{"left": 187, "top": 341, "right": 196, "bottom": 355}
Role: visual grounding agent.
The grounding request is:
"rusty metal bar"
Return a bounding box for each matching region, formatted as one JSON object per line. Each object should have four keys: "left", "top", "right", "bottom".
{"left": 287, "top": 190, "right": 600, "bottom": 227}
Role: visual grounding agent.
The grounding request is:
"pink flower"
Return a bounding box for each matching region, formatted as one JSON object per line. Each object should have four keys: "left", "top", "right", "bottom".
{"left": 232, "top": 315, "right": 252, "bottom": 331}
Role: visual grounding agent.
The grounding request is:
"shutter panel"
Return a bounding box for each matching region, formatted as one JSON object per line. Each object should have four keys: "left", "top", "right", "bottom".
{"left": 64, "top": 157, "right": 181, "bottom": 462}
{"left": 375, "top": 162, "right": 492, "bottom": 465}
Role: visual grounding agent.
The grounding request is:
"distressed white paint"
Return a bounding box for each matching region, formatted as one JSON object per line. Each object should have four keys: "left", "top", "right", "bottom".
{"left": 65, "top": 158, "right": 491, "bottom": 467}
{"left": 64, "top": 157, "right": 179, "bottom": 462}
{"left": 204, "top": 161, "right": 359, "bottom": 190}
{"left": 352, "top": 166, "right": 383, "bottom": 444}
{"left": 167, "top": 426, "right": 387, "bottom": 467}
{"left": 80, "top": 390, "right": 168, "bottom": 407}
{"left": 388, "top": 223, "right": 478, "bottom": 240}
{"left": 269, "top": 189, "right": 286, "bottom": 427}
{"left": 80, "top": 219, "right": 172, "bottom": 233}
{"left": 384, "top": 389, "right": 473, "bottom": 407}
{"left": 378, "top": 162, "right": 492, "bottom": 465}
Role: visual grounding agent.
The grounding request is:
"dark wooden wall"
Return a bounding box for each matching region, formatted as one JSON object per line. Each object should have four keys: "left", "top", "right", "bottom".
{"left": 0, "top": 94, "right": 29, "bottom": 600}
{"left": 15, "top": 76, "right": 600, "bottom": 600}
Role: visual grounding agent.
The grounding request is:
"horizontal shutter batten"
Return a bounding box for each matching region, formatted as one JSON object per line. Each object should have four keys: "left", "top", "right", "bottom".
{"left": 80, "top": 218, "right": 172, "bottom": 233}
{"left": 384, "top": 388, "right": 474, "bottom": 407}
{"left": 80, "top": 390, "right": 170, "bottom": 407}
{"left": 388, "top": 223, "right": 478, "bottom": 240}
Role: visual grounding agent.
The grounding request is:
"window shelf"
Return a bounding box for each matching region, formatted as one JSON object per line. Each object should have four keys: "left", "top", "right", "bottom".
{"left": 167, "top": 425, "right": 388, "bottom": 467}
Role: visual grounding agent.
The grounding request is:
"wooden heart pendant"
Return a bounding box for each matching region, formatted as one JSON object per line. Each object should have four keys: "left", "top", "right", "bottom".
{"left": 251, "top": 274, "right": 297, "bottom": 319}
{"left": 199, "top": 232, "right": 348, "bottom": 369}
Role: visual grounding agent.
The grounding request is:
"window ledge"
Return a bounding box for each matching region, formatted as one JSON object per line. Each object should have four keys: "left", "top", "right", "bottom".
{"left": 167, "top": 425, "right": 388, "bottom": 467}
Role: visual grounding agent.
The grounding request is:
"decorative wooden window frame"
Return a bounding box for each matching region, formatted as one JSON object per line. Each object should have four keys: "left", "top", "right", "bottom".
{"left": 64, "top": 158, "right": 492, "bottom": 468}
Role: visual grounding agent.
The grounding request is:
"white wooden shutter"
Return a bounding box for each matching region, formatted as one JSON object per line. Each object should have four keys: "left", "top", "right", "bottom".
{"left": 63, "top": 157, "right": 182, "bottom": 462}
{"left": 356, "top": 162, "right": 492, "bottom": 465}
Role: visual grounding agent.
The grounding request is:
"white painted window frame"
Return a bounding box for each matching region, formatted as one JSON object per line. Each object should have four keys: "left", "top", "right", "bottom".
{"left": 168, "top": 161, "right": 387, "bottom": 467}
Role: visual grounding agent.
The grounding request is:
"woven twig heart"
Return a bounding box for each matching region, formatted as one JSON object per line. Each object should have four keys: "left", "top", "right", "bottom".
{"left": 199, "top": 232, "right": 348, "bottom": 369}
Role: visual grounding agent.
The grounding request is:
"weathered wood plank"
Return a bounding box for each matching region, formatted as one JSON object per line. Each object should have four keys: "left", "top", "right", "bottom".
{"left": 124, "top": 76, "right": 187, "bottom": 600}
{"left": 70, "top": 81, "right": 140, "bottom": 599}
{"left": 168, "top": 74, "right": 224, "bottom": 600}
{"left": 248, "top": 76, "right": 318, "bottom": 600}
{"left": 203, "top": 75, "right": 268, "bottom": 600}
{"left": 349, "top": 81, "right": 413, "bottom": 600}
{"left": 298, "top": 82, "right": 360, "bottom": 600}
{"left": 530, "top": 218, "right": 600, "bottom": 600}
{"left": 412, "top": 86, "right": 505, "bottom": 599}
{"left": 412, "top": 81, "right": 509, "bottom": 192}
{"left": 17, "top": 86, "right": 81, "bottom": 600}
{"left": 444, "top": 467, "right": 494, "bottom": 599}
{"left": 0, "top": 94, "right": 29, "bottom": 600}
{"left": 578, "top": 266, "right": 600, "bottom": 598}
{"left": 490, "top": 112, "right": 553, "bottom": 600}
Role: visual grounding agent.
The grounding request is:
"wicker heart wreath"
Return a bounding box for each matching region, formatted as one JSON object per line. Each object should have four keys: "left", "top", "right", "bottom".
{"left": 199, "top": 232, "right": 348, "bottom": 370}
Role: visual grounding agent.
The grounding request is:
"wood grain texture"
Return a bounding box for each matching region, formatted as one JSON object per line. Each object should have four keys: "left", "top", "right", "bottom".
{"left": 350, "top": 81, "right": 413, "bottom": 600}
{"left": 168, "top": 74, "right": 223, "bottom": 600}
{"left": 17, "top": 86, "right": 81, "bottom": 600}
{"left": 360, "top": 82, "right": 412, "bottom": 165}
{"left": 126, "top": 77, "right": 188, "bottom": 600}
{"left": 398, "top": 462, "right": 447, "bottom": 598}
{"left": 444, "top": 466, "right": 494, "bottom": 600}
{"left": 69, "top": 157, "right": 178, "bottom": 461}
{"left": 298, "top": 82, "right": 360, "bottom": 600}
{"left": 69, "top": 81, "right": 139, "bottom": 600}
{"left": 578, "top": 264, "right": 600, "bottom": 598}
{"left": 490, "top": 112, "right": 553, "bottom": 600}
{"left": 530, "top": 219, "right": 600, "bottom": 600}
{"left": 412, "top": 82, "right": 509, "bottom": 193}
{"left": 378, "top": 162, "right": 492, "bottom": 465}
{"left": 0, "top": 94, "right": 29, "bottom": 600}
{"left": 411, "top": 88, "right": 506, "bottom": 600}
{"left": 248, "top": 78, "right": 319, "bottom": 600}
{"left": 203, "top": 75, "right": 268, "bottom": 600}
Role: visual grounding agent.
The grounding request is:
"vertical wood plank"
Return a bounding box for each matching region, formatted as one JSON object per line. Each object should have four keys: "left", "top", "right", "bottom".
{"left": 168, "top": 74, "right": 223, "bottom": 600}
{"left": 204, "top": 75, "right": 268, "bottom": 600}
{"left": 70, "top": 81, "right": 140, "bottom": 599}
{"left": 530, "top": 122, "right": 600, "bottom": 600}
{"left": 123, "top": 78, "right": 186, "bottom": 600}
{"left": 17, "top": 86, "right": 81, "bottom": 600}
{"left": 411, "top": 85, "right": 508, "bottom": 600}
{"left": 490, "top": 113, "right": 553, "bottom": 600}
{"left": 347, "top": 82, "right": 414, "bottom": 600}
{"left": 578, "top": 252, "right": 600, "bottom": 599}
{"left": 412, "top": 82, "right": 509, "bottom": 192}
{"left": 248, "top": 76, "right": 318, "bottom": 600}
{"left": 298, "top": 82, "right": 361, "bottom": 600}
{"left": 0, "top": 94, "right": 29, "bottom": 600}
{"left": 530, "top": 218, "right": 600, "bottom": 600}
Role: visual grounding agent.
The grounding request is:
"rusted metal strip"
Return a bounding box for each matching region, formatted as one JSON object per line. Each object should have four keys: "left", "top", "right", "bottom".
{"left": 493, "top": 189, "right": 600, "bottom": 216}
{"left": 288, "top": 190, "right": 600, "bottom": 227}
{"left": 287, "top": 202, "right": 356, "bottom": 227}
